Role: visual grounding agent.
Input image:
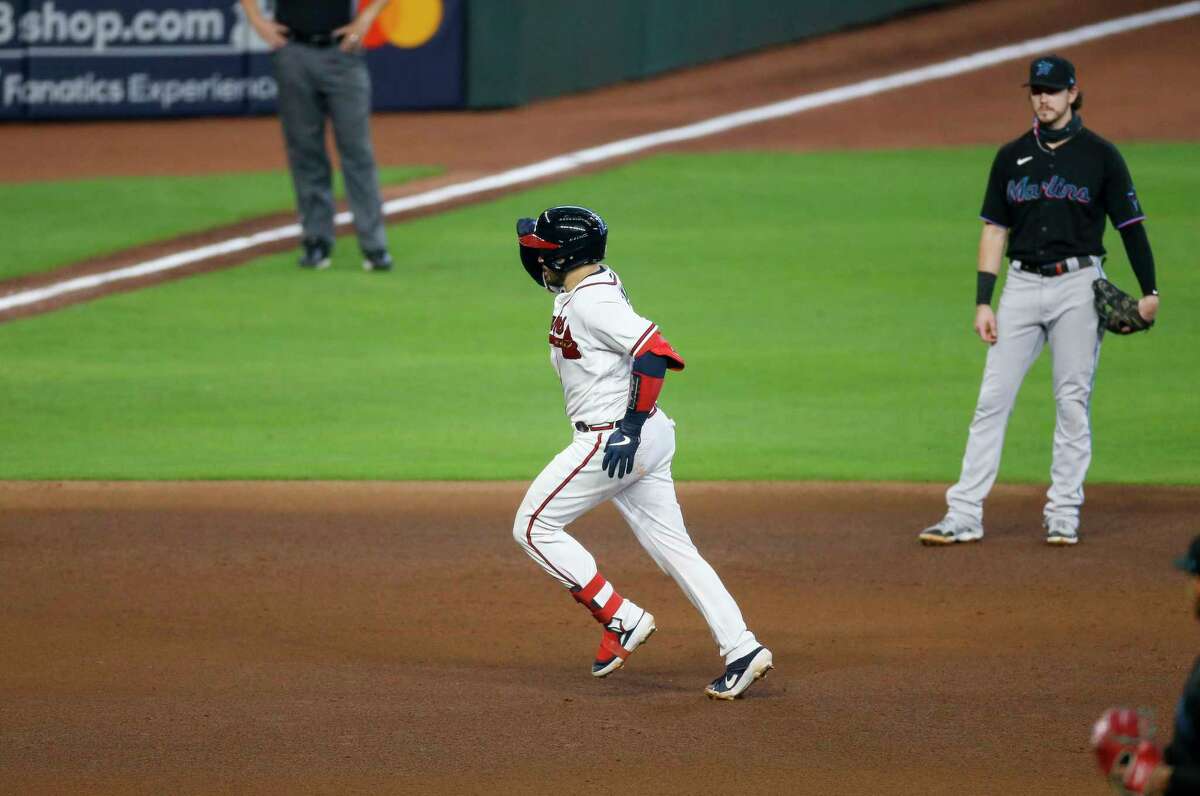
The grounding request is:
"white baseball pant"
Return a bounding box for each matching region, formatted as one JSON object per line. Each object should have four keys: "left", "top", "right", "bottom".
{"left": 513, "top": 410, "right": 759, "bottom": 662}
{"left": 946, "top": 263, "right": 1105, "bottom": 531}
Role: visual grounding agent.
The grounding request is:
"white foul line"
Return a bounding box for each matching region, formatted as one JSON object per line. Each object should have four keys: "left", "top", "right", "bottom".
{"left": 3, "top": 1, "right": 1197, "bottom": 315}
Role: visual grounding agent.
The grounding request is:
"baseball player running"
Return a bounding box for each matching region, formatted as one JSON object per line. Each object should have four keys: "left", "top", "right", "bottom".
{"left": 512, "top": 205, "right": 772, "bottom": 699}
{"left": 920, "top": 55, "right": 1159, "bottom": 547}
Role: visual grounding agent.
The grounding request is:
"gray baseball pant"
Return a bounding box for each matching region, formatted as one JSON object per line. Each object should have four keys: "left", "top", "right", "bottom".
{"left": 272, "top": 42, "right": 388, "bottom": 254}
{"left": 946, "top": 262, "right": 1105, "bottom": 532}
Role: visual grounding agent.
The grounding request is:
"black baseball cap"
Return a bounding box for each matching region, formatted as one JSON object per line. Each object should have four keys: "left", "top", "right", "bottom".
{"left": 1174, "top": 535, "right": 1200, "bottom": 575}
{"left": 1024, "top": 55, "right": 1076, "bottom": 90}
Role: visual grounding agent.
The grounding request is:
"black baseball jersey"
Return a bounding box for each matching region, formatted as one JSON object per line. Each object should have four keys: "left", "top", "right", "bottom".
{"left": 979, "top": 128, "right": 1145, "bottom": 264}
{"left": 274, "top": 0, "right": 355, "bottom": 37}
{"left": 1166, "top": 655, "right": 1200, "bottom": 795}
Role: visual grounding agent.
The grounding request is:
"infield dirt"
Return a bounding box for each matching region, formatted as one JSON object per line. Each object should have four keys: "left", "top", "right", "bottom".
{"left": 2, "top": 1, "right": 1199, "bottom": 793}
{"left": 2, "top": 481, "right": 1198, "bottom": 794}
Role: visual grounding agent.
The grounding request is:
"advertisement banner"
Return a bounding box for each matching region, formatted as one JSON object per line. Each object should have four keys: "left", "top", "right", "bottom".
{"left": 363, "top": 0, "right": 462, "bottom": 110}
{"left": 0, "top": 1, "right": 28, "bottom": 118}
{"left": 2, "top": 0, "right": 462, "bottom": 120}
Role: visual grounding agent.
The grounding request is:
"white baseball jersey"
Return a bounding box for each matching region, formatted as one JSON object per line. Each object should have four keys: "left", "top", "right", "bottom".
{"left": 547, "top": 267, "right": 657, "bottom": 426}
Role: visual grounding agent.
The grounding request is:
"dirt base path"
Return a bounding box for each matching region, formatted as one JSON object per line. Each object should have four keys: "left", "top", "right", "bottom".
{"left": 2, "top": 0, "right": 1195, "bottom": 322}
{"left": 3, "top": 480, "right": 1198, "bottom": 794}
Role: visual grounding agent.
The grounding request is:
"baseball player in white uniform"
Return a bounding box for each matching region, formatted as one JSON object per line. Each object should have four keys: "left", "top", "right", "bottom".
{"left": 512, "top": 205, "right": 772, "bottom": 699}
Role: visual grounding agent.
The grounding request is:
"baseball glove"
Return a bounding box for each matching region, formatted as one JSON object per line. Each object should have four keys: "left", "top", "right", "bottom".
{"left": 1093, "top": 278, "right": 1154, "bottom": 335}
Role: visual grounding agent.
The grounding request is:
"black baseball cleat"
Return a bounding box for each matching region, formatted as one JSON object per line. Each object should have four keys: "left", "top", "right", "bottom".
{"left": 361, "top": 249, "right": 394, "bottom": 272}
{"left": 298, "top": 238, "right": 332, "bottom": 270}
{"left": 705, "top": 645, "right": 773, "bottom": 700}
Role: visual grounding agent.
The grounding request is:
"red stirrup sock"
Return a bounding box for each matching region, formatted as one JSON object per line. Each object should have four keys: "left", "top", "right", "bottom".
{"left": 570, "top": 573, "right": 624, "bottom": 626}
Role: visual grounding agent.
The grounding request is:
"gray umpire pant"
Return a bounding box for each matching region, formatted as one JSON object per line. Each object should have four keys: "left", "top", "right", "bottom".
{"left": 272, "top": 42, "right": 388, "bottom": 254}
{"left": 945, "top": 262, "right": 1105, "bottom": 531}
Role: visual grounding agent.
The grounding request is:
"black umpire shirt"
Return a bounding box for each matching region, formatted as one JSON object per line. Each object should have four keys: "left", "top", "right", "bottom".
{"left": 274, "top": 0, "right": 354, "bottom": 37}
{"left": 1166, "top": 656, "right": 1200, "bottom": 795}
{"left": 980, "top": 128, "right": 1145, "bottom": 265}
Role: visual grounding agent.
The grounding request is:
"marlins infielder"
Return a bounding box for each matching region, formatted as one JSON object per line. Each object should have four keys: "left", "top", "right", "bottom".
{"left": 512, "top": 205, "right": 772, "bottom": 699}
{"left": 920, "top": 56, "right": 1159, "bottom": 547}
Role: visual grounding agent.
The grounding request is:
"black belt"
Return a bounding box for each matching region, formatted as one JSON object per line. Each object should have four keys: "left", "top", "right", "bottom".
{"left": 573, "top": 406, "right": 657, "bottom": 433}
{"left": 287, "top": 31, "right": 340, "bottom": 47}
{"left": 1014, "top": 255, "right": 1100, "bottom": 277}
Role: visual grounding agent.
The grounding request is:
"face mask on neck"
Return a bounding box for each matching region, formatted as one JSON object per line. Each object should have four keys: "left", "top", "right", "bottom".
{"left": 1035, "top": 111, "right": 1082, "bottom": 145}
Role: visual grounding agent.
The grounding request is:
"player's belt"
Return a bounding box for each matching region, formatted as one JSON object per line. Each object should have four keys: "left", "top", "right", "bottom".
{"left": 574, "top": 421, "right": 615, "bottom": 432}
{"left": 572, "top": 407, "right": 657, "bottom": 433}
{"left": 287, "top": 31, "right": 341, "bottom": 47}
{"left": 1012, "top": 255, "right": 1102, "bottom": 277}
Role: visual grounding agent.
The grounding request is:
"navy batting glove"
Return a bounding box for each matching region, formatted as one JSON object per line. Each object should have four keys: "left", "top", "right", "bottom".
{"left": 602, "top": 429, "right": 640, "bottom": 479}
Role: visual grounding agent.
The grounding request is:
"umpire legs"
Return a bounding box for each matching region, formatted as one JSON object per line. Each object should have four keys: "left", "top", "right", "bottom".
{"left": 273, "top": 43, "right": 337, "bottom": 247}
{"left": 324, "top": 49, "right": 388, "bottom": 255}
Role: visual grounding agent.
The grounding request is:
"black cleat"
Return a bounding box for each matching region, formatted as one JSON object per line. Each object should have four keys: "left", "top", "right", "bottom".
{"left": 362, "top": 249, "right": 394, "bottom": 272}
{"left": 705, "top": 646, "right": 773, "bottom": 700}
{"left": 298, "top": 238, "right": 332, "bottom": 270}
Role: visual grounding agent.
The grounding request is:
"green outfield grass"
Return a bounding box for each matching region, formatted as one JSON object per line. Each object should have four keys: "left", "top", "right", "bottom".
{"left": 1, "top": 145, "right": 1196, "bottom": 482}
{"left": 0, "top": 165, "right": 438, "bottom": 281}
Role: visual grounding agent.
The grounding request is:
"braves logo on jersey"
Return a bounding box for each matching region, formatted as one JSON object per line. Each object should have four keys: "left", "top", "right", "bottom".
{"left": 549, "top": 315, "right": 582, "bottom": 359}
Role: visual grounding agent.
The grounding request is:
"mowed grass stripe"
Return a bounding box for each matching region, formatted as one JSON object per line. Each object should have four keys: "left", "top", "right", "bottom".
{"left": 0, "top": 146, "right": 1196, "bottom": 482}
{"left": 0, "top": 166, "right": 439, "bottom": 281}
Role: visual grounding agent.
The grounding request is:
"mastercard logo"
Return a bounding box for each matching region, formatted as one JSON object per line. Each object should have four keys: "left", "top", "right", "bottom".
{"left": 360, "top": 0, "right": 443, "bottom": 49}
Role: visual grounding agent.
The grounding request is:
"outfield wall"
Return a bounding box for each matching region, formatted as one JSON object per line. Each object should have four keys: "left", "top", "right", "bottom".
{"left": 464, "top": 0, "right": 959, "bottom": 107}
{"left": 0, "top": 0, "right": 956, "bottom": 119}
{"left": 0, "top": 0, "right": 465, "bottom": 119}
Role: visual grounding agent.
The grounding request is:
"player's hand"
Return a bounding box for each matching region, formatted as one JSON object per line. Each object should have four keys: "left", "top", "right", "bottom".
{"left": 335, "top": 19, "right": 372, "bottom": 52}
{"left": 974, "top": 305, "right": 998, "bottom": 345}
{"left": 602, "top": 429, "right": 640, "bottom": 479}
{"left": 251, "top": 18, "right": 289, "bottom": 49}
{"left": 1138, "top": 294, "right": 1159, "bottom": 324}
